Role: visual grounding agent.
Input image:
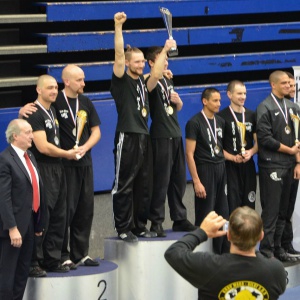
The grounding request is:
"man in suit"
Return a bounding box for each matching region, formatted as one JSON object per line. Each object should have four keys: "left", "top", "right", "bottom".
{"left": 0, "top": 119, "right": 45, "bottom": 300}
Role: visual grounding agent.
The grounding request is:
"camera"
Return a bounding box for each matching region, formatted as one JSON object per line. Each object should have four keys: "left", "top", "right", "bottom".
{"left": 223, "top": 221, "right": 229, "bottom": 232}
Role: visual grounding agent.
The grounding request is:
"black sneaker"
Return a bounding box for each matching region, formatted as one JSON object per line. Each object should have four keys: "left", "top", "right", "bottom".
{"left": 150, "top": 223, "right": 166, "bottom": 237}
{"left": 46, "top": 263, "right": 70, "bottom": 273}
{"left": 81, "top": 256, "right": 100, "bottom": 266}
{"left": 173, "top": 219, "right": 197, "bottom": 232}
{"left": 29, "top": 265, "right": 47, "bottom": 277}
{"left": 274, "top": 250, "right": 298, "bottom": 263}
{"left": 119, "top": 231, "right": 138, "bottom": 243}
{"left": 62, "top": 259, "right": 77, "bottom": 270}
{"left": 284, "top": 245, "right": 300, "bottom": 258}
{"left": 132, "top": 228, "right": 157, "bottom": 238}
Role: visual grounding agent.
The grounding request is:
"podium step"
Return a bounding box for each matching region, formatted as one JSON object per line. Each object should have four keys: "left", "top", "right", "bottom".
{"left": 104, "top": 230, "right": 212, "bottom": 300}
{"left": 104, "top": 230, "right": 300, "bottom": 300}
{"left": 23, "top": 259, "right": 118, "bottom": 300}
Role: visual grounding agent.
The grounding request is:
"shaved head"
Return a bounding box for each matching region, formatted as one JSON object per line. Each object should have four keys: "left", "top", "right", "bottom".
{"left": 36, "top": 74, "right": 57, "bottom": 88}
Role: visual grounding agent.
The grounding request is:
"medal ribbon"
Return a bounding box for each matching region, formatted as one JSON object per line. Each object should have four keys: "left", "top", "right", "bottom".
{"left": 271, "top": 93, "right": 288, "bottom": 126}
{"left": 36, "top": 100, "right": 57, "bottom": 136}
{"left": 201, "top": 110, "right": 218, "bottom": 146}
{"left": 62, "top": 89, "right": 79, "bottom": 127}
{"left": 157, "top": 77, "right": 171, "bottom": 107}
{"left": 228, "top": 106, "right": 245, "bottom": 126}
{"left": 137, "top": 78, "right": 146, "bottom": 109}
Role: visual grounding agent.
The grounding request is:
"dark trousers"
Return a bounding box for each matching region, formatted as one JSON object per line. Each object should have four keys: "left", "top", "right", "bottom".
{"left": 112, "top": 132, "right": 153, "bottom": 234}
{"left": 61, "top": 165, "right": 94, "bottom": 263}
{"left": 0, "top": 216, "right": 34, "bottom": 300}
{"left": 194, "top": 162, "right": 229, "bottom": 254}
{"left": 259, "top": 167, "right": 294, "bottom": 256}
{"left": 32, "top": 163, "right": 67, "bottom": 268}
{"left": 281, "top": 178, "right": 299, "bottom": 249}
{"left": 149, "top": 137, "right": 187, "bottom": 224}
{"left": 225, "top": 159, "right": 256, "bottom": 214}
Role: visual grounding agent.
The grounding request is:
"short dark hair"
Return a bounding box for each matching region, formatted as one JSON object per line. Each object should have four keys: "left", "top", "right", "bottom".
{"left": 229, "top": 206, "right": 262, "bottom": 251}
{"left": 145, "top": 46, "right": 163, "bottom": 67}
{"left": 286, "top": 71, "right": 294, "bottom": 79}
{"left": 201, "top": 87, "right": 220, "bottom": 105}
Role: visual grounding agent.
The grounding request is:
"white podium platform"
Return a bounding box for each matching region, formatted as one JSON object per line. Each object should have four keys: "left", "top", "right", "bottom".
{"left": 23, "top": 259, "right": 118, "bottom": 300}
{"left": 104, "top": 230, "right": 212, "bottom": 300}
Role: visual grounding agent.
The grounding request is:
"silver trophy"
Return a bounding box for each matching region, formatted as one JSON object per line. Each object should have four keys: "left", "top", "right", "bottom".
{"left": 159, "top": 7, "right": 178, "bottom": 57}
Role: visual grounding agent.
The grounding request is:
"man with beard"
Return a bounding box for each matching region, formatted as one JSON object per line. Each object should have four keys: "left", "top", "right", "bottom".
{"left": 19, "top": 65, "right": 101, "bottom": 268}
{"left": 110, "top": 12, "right": 176, "bottom": 242}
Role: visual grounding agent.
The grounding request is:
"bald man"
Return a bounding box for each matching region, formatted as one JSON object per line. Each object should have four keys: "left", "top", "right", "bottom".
{"left": 26, "top": 75, "right": 79, "bottom": 275}
{"left": 19, "top": 65, "right": 101, "bottom": 268}
{"left": 256, "top": 70, "right": 300, "bottom": 262}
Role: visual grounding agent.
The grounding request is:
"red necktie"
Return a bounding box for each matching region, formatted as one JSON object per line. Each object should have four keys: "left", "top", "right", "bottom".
{"left": 24, "top": 152, "right": 40, "bottom": 212}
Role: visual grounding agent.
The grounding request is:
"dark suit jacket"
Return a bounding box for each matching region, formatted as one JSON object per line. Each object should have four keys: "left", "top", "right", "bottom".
{"left": 0, "top": 145, "right": 45, "bottom": 238}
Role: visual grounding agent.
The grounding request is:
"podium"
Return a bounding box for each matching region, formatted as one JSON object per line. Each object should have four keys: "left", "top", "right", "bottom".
{"left": 23, "top": 259, "right": 118, "bottom": 300}
{"left": 104, "top": 230, "right": 212, "bottom": 300}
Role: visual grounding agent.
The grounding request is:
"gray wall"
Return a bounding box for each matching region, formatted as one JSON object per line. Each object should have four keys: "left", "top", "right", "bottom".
{"left": 88, "top": 179, "right": 261, "bottom": 259}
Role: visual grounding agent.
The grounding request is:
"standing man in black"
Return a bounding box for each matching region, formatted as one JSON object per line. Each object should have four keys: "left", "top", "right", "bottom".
{"left": 145, "top": 46, "right": 196, "bottom": 237}
{"left": 185, "top": 88, "right": 229, "bottom": 254}
{"left": 26, "top": 75, "right": 79, "bottom": 275}
{"left": 218, "top": 80, "right": 257, "bottom": 214}
{"left": 110, "top": 12, "right": 168, "bottom": 242}
{"left": 256, "top": 70, "right": 300, "bottom": 262}
{"left": 19, "top": 65, "right": 101, "bottom": 268}
{"left": 0, "top": 119, "right": 45, "bottom": 300}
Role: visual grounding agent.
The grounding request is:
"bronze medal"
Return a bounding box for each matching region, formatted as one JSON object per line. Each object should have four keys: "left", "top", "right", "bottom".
{"left": 214, "top": 145, "right": 220, "bottom": 154}
{"left": 285, "top": 125, "right": 291, "bottom": 135}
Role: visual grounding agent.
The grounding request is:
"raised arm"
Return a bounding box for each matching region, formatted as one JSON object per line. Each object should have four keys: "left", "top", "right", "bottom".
{"left": 147, "top": 39, "right": 176, "bottom": 93}
{"left": 113, "top": 12, "right": 127, "bottom": 78}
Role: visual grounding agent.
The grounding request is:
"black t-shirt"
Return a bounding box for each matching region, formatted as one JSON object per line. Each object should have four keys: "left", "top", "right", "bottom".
{"left": 218, "top": 106, "right": 256, "bottom": 155}
{"left": 185, "top": 112, "right": 225, "bottom": 164}
{"left": 165, "top": 229, "right": 287, "bottom": 300}
{"left": 110, "top": 72, "right": 149, "bottom": 134}
{"left": 26, "top": 104, "right": 61, "bottom": 163}
{"left": 52, "top": 91, "right": 101, "bottom": 167}
{"left": 147, "top": 76, "right": 181, "bottom": 138}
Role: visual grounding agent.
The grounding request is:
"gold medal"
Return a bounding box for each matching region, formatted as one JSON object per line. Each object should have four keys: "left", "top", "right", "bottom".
{"left": 214, "top": 145, "right": 220, "bottom": 154}
{"left": 142, "top": 108, "right": 147, "bottom": 117}
{"left": 166, "top": 106, "right": 174, "bottom": 115}
{"left": 285, "top": 125, "right": 291, "bottom": 135}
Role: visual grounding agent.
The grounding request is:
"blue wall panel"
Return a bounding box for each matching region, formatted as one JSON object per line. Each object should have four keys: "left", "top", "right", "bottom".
{"left": 0, "top": 82, "right": 270, "bottom": 192}
{"left": 39, "top": 0, "right": 300, "bottom": 22}
{"left": 40, "top": 50, "right": 300, "bottom": 83}
{"left": 43, "top": 22, "right": 300, "bottom": 53}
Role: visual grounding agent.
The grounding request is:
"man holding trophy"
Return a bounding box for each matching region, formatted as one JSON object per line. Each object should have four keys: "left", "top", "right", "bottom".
{"left": 218, "top": 80, "right": 258, "bottom": 214}
{"left": 256, "top": 70, "right": 300, "bottom": 262}
{"left": 111, "top": 12, "right": 179, "bottom": 242}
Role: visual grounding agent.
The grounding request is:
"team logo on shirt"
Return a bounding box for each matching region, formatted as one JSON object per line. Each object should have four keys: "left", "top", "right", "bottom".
{"left": 218, "top": 280, "right": 269, "bottom": 299}
{"left": 45, "top": 119, "right": 52, "bottom": 129}
{"left": 59, "top": 109, "right": 69, "bottom": 119}
{"left": 217, "top": 127, "right": 223, "bottom": 138}
{"left": 270, "top": 172, "right": 281, "bottom": 182}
